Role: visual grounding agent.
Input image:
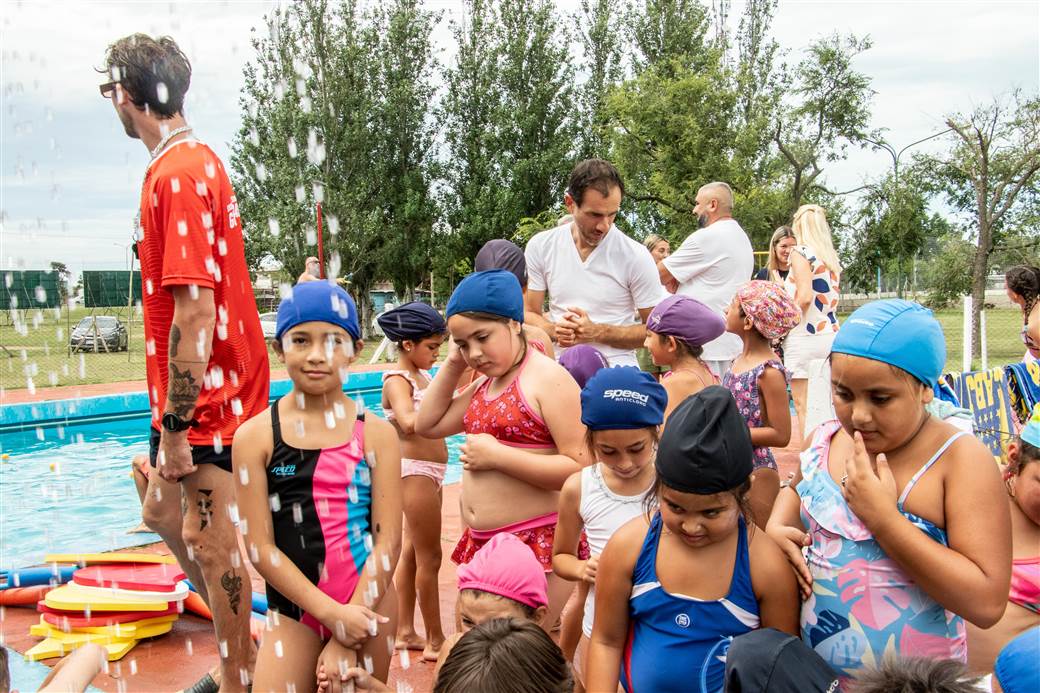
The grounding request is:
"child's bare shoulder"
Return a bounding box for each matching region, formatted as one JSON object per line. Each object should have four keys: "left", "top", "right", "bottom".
{"left": 236, "top": 405, "right": 272, "bottom": 441}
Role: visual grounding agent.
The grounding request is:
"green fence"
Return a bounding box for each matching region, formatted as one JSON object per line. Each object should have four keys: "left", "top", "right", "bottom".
{"left": 1, "top": 270, "right": 61, "bottom": 310}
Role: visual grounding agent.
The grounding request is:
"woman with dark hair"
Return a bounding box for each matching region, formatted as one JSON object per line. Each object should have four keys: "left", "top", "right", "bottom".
{"left": 1005, "top": 265, "right": 1040, "bottom": 362}
{"left": 755, "top": 226, "right": 796, "bottom": 283}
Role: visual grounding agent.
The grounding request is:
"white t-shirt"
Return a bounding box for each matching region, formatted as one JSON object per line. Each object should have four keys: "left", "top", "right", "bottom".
{"left": 526, "top": 223, "right": 664, "bottom": 365}
{"left": 662, "top": 218, "right": 753, "bottom": 361}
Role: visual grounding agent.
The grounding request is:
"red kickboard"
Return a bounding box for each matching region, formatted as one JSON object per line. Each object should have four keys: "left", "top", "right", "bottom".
{"left": 72, "top": 564, "right": 186, "bottom": 592}
{"left": 37, "top": 601, "right": 179, "bottom": 627}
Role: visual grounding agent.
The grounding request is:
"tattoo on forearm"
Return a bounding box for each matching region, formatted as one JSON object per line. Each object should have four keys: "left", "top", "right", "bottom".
{"left": 197, "top": 488, "right": 213, "bottom": 531}
{"left": 220, "top": 569, "right": 243, "bottom": 615}
{"left": 169, "top": 324, "right": 182, "bottom": 359}
{"left": 181, "top": 491, "right": 188, "bottom": 518}
{"left": 168, "top": 362, "right": 201, "bottom": 418}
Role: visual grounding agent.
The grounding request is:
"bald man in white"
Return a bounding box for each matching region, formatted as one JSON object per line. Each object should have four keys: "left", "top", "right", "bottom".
{"left": 657, "top": 182, "right": 753, "bottom": 378}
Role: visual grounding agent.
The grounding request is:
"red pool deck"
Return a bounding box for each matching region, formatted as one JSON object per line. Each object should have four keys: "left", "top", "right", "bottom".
{"left": 2, "top": 376, "right": 804, "bottom": 691}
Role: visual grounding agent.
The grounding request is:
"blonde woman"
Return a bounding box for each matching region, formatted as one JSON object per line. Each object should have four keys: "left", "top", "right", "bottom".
{"left": 754, "top": 226, "right": 796, "bottom": 283}
{"left": 637, "top": 234, "right": 671, "bottom": 379}
{"left": 783, "top": 205, "right": 841, "bottom": 435}
{"left": 643, "top": 233, "right": 670, "bottom": 263}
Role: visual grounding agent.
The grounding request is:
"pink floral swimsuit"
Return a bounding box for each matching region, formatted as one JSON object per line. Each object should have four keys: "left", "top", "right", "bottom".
{"left": 796, "top": 420, "right": 967, "bottom": 677}
{"left": 722, "top": 359, "right": 790, "bottom": 471}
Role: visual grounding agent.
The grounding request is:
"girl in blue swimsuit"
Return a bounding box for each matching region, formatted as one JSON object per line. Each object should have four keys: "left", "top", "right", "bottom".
{"left": 586, "top": 386, "right": 799, "bottom": 693}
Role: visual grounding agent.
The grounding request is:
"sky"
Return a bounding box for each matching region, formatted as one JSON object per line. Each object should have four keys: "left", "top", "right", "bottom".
{"left": 1, "top": 0, "right": 1037, "bottom": 278}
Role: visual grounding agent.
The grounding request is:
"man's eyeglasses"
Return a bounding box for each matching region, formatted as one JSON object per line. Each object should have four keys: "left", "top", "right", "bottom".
{"left": 99, "top": 82, "right": 118, "bottom": 99}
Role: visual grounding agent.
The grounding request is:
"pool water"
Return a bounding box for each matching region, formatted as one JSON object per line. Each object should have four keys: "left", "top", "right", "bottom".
{"left": 0, "top": 394, "right": 462, "bottom": 572}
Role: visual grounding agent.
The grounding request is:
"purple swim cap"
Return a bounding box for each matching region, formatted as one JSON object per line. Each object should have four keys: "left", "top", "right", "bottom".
{"left": 559, "top": 344, "right": 609, "bottom": 389}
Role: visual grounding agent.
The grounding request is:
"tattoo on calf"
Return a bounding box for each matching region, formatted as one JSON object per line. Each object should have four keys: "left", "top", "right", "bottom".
{"left": 197, "top": 489, "right": 214, "bottom": 531}
{"left": 168, "top": 363, "right": 201, "bottom": 419}
{"left": 169, "top": 324, "right": 182, "bottom": 359}
{"left": 221, "top": 570, "right": 243, "bottom": 615}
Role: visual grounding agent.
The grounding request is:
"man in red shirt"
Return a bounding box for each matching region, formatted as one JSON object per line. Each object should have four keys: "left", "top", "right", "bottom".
{"left": 101, "top": 34, "right": 268, "bottom": 692}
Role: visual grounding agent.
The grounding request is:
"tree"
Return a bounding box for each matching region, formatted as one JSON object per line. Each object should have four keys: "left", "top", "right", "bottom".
{"left": 440, "top": 0, "right": 505, "bottom": 277}
{"left": 496, "top": 0, "right": 577, "bottom": 231}
{"left": 842, "top": 172, "right": 943, "bottom": 297}
{"left": 440, "top": 0, "right": 577, "bottom": 275}
{"left": 921, "top": 91, "right": 1040, "bottom": 355}
{"left": 574, "top": 0, "right": 626, "bottom": 159}
{"left": 231, "top": 0, "right": 386, "bottom": 331}
{"left": 629, "top": 0, "right": 711, "bottom": 73}
{"left": 49, "top": 261, "right": 70, "bottom": 305}
{"left": 772, "top": 33, "right": 875, "bottom": 214}
{"left": 369, "top": 0, "right": 440, "bottom": 302}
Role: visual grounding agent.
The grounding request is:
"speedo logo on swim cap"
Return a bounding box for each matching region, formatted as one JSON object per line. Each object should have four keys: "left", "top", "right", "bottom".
{"left": 847, "top": 318, "right": 875, "bottom": 327}
{"left": 603, "top": 389, "right": 650, "bottom": 406}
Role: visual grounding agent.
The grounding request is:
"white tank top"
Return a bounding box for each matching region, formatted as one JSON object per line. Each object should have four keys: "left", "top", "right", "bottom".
{"left": 579, "top": 463, "right": 654, "bottom": 637}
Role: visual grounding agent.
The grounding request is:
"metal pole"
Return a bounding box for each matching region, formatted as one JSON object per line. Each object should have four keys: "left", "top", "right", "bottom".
{"left": 962, "top": 295, "right": 972, "bottom": 372}
{"left": 316, "top": 202, "right": 325, "bottom": 279}
{"left": 980, "top": 308, "right": 988, "bottom": 371}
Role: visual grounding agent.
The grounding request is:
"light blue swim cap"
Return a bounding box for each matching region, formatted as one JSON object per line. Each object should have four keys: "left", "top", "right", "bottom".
{"left": 831, "top": 299, "right": 945, "bottom": 389}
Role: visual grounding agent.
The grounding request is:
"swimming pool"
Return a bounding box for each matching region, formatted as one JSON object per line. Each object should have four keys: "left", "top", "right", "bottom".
{"left": 0, "top": 378, "right": 463, "bottom": 572}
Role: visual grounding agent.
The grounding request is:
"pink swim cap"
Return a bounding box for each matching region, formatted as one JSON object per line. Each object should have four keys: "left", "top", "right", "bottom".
{"left": 456, "top": 534, "right": 548, "bottom": 609}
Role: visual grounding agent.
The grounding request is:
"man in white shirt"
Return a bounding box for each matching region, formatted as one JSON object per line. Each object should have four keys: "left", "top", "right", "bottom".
{"left": 658, "top": 181, "right": 753, "bottom": 378}
{"left": 525, "top": 159, "right": 663, "bottom": 366}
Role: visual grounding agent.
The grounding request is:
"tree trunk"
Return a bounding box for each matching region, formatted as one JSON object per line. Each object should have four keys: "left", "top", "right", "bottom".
{"left": 970, "top": 217, "right": 992, "bottom": 364}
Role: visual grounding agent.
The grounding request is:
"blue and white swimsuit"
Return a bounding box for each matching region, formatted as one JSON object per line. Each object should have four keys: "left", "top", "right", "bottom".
{"left": 622, "top": 513, "right": 760, "bottom": 693}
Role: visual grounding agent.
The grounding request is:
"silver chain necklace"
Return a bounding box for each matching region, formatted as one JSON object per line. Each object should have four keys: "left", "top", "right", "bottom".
{"left": 149, "top": 125, "right": 193, "bottom": 159}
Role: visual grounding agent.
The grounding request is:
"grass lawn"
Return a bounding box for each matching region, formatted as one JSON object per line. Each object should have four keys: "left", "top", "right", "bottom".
{"left": 0, "top": 307, "right": 380, "bottom": 392}
{"left": 0, "top": 305, "right": 1026, "bottom": 392}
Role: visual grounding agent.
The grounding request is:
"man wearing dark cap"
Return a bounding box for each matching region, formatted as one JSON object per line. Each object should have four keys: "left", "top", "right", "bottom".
{"left": 524, "top": 159, "right": 663, "bottom": 367}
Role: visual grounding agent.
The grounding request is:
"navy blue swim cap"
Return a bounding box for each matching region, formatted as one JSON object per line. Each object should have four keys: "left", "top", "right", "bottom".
{"left": 275, "top": 280, "right": 360, "bottom": 341}
{"left": 446, "top": 270, "right": 524, "bottom": 323}
{"left": 831, "top": 300, "right": 945, "bottom": 388}
{"left": 377, "top": 301, "right": 446, "bottom": 342}
{"left": 581, "top": 366, "right": 666, "bottom": 431}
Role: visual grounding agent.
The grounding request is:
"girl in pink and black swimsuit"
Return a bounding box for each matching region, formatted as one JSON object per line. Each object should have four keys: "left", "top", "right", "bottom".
{"left": 417, "top": 269, "right": 589, "bottom": 628}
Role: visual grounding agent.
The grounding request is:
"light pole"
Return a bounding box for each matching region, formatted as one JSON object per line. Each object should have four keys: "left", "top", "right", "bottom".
{"left": 865, "top": 128, "right": 953, "bottom": 297}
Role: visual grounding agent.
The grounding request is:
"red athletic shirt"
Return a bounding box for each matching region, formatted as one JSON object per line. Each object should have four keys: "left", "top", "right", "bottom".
{"left": 137, "top": 139, "right": 269, "bottom": 447}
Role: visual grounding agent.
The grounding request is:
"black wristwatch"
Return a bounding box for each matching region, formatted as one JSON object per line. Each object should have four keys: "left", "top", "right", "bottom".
{"left": 161, "top": 412, "right": 199, "bottom": 433}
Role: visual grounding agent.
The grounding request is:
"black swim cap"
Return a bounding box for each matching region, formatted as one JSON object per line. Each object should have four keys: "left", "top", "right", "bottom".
{"left": 655, "top": 386, "right": 753, "bottom": 494}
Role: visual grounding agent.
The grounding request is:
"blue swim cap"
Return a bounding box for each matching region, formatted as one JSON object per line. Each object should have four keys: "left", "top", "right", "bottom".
{"left": 831, "top": 300, "right": 945, "bottom": 388}
{"left": 581, "top": 366, "right": 667, "bottom": 430}
{"left": 275, "top": 280, "right": 360, "bottom": 341}
{"left": 446, "top": 270, "right": 524, "bottom": 323}
{"left": 995, "top": 626, "right": 1039, "bottom": 693}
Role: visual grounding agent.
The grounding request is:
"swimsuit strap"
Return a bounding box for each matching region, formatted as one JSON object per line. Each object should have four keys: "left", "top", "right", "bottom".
{"left": 668, "top": 365, "right": 714, "bottom": 388}
{"left": 480, "top": 345, "right": 533, "bottom": 399}
{"left": 897, "top": 430, "right": 968, "bottom": 507}
{"left": 270, "top": 398, "right": 285, "bottom": 446}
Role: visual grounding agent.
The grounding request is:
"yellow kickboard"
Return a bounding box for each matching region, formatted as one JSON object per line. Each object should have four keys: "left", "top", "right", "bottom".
{"left": 25, "top": 637, "right": 137, "bottom": 662}
{"left": 39, "top": 614, "right": 178, "bottom": 637}
{"left": 44, "top": 552, "right": 176, "bottom": 565}
{"left": 32, "top": 619, "right": 174, "bottom": 642}
{"left": 44, "top": 583, "right": 173, "bottom": 611}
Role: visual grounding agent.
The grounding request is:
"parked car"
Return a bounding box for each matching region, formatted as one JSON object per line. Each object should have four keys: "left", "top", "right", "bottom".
{"left": 259, "top": 312, "right": 278, "bottom": 340}
{"left": 69, "top": 316, "right": 128, "bottom": 352}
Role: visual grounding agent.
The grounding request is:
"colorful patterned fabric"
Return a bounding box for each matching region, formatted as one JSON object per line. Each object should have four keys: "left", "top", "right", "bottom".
{"left": 796, "top": 420, "right": 967, "bottom": 677}
{"left": 784, "top": 245, "right": 839, "bottom": 336}
{"left": 1005, "top": 361, "right": 1040, "bottom": 427}
{"left": 736, "top": 280, "right": 801, "bottom": 341}
{"left": 723, "top": 360, "right": 790, "bottom": 471}
{"left": 451, "top": 518, "right": 590, "bottom": 571}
